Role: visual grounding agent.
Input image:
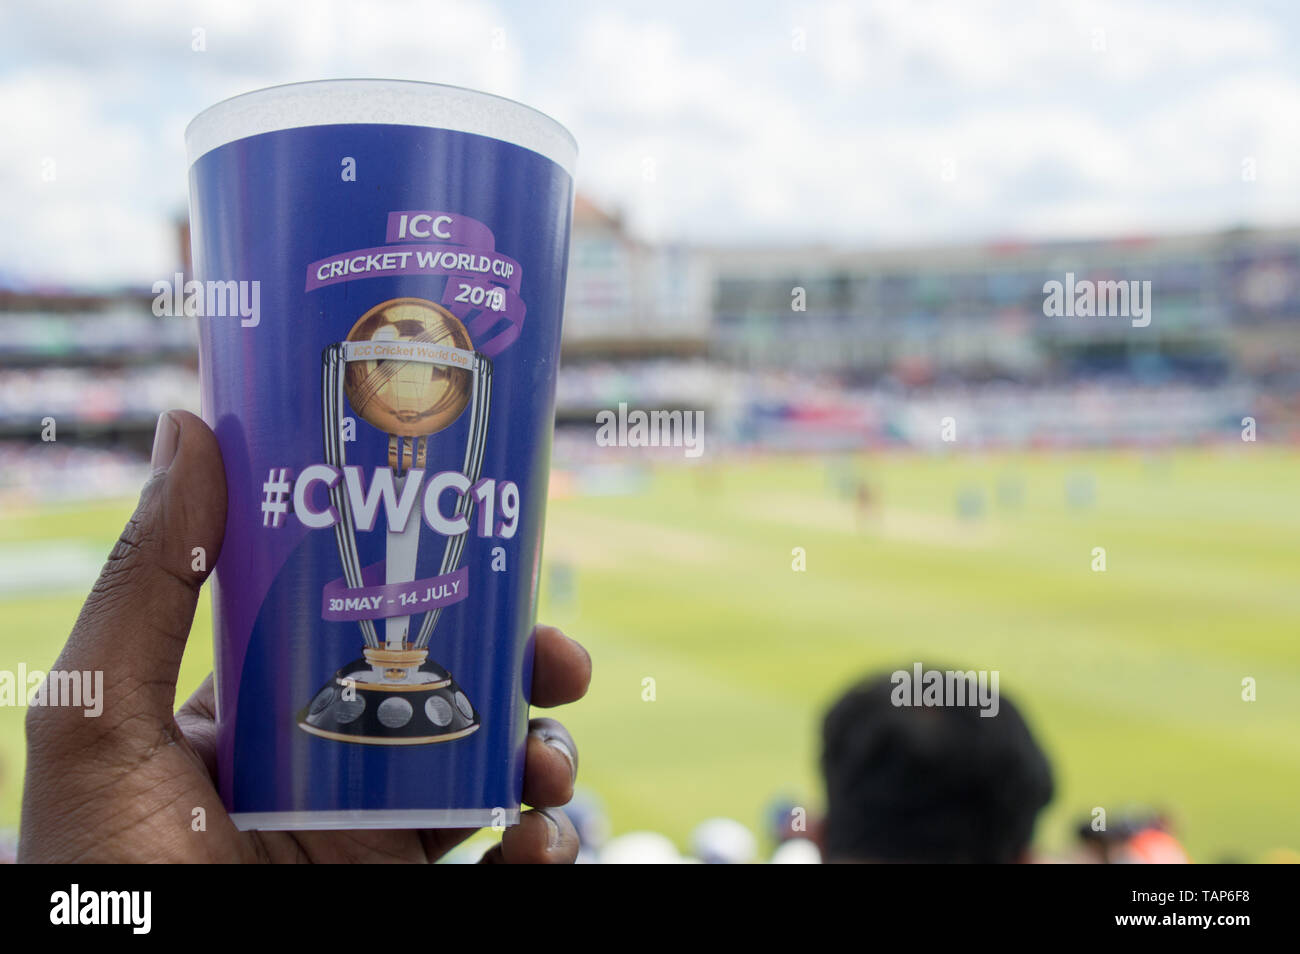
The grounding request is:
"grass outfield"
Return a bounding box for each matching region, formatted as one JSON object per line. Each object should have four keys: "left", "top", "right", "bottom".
{"left": 1, "top": 446, "right": 1297, "bottom": 861}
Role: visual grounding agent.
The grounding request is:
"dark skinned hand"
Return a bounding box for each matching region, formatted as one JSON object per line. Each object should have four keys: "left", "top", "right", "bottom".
{"left": 19, "top": 410, "right": 591, "bottom": 863}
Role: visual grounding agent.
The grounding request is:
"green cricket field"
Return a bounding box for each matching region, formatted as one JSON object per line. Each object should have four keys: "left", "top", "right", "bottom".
{"left": 2, "top": 446, "right": 1297, "bottom": 861}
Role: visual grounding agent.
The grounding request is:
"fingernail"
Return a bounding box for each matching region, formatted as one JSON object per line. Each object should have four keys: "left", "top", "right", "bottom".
{"left": 537, "top": 809, "right": 561, "bottom": 850}
{"left": 151, "top": 412, "right": 180, "bottom": 472}
{"left": 544, "top": 736, "right": 577, "bottom": 782}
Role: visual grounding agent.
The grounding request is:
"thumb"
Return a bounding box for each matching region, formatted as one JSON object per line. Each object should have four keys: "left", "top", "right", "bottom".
{"left": 45, "top": 410, "right": 227, "bottom": 734}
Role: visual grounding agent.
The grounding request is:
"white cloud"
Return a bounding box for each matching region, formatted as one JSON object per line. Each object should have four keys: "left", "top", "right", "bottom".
{"left": 0, "top": 0, "right": 519, "bottom": 285}
{"left": 0, "top": 0, "right": 1298, "bottom": 285}
{"left": 798, "top": 0, "right": 1280, "bottom": 90}
{"left": 0, "top": 65, "right": 175, "bottom": 284}
{"left": 553, "top": 3, "right": 1300, "bottom": 245}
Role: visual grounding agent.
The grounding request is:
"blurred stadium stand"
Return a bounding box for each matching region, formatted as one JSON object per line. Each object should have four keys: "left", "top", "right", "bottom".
{"left": 2, "top": 198, "right": 1298, "bottom": 501}
{"left": 705, "top": 229, "right": 1300, "bottom": 386}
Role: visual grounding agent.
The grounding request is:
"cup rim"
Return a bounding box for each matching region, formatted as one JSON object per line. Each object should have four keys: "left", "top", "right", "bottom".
{"left": 185, "top": 79, "right": 578, "bottom": 175}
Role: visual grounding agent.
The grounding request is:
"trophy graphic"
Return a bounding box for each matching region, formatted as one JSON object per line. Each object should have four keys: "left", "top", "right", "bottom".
{"left": 298, "top": 297, "right": 492, "bottom": 744}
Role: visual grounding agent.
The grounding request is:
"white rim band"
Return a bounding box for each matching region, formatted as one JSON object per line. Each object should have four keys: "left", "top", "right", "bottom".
{"left": 186, "top": 79, "right": 577, "bottom": 175}
{"left": 229, "top": 808, "right": 519, "bottom": 831}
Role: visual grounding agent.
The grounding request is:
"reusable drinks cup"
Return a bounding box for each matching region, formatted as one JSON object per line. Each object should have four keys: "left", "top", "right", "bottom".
{"left": 185, "top": 80, "right": 576, "bottom": 829}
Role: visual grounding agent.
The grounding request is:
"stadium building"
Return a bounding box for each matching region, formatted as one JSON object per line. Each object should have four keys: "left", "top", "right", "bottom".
{"left": 2, "top": 200, "right": 1298, "bottom": 491}
{"left": 704, "top": 228, "right": 1300, "bottom": 387}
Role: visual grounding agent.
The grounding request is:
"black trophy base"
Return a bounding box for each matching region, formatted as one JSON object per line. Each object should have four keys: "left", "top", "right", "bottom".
{"left": 297, "top": 657, "right": 481, "bottom": 745}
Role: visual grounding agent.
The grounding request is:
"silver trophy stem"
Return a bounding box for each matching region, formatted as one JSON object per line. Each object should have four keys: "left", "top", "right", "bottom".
{"left": 413, "top": 354, "right": 493, "bottom": 650}
{"left": 322, "top": 344, "right": 380, "bottom": 648}
{"left": 384, "top": 451, "right": 424, "bottom": 650}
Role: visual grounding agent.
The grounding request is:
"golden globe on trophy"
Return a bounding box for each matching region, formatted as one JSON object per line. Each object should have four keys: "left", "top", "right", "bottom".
{"left": 299, "top": 297, "right": 493, "bottom": 744}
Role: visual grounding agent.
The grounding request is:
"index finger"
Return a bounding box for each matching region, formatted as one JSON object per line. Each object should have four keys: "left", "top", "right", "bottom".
{"left": 529, "top": 625, "right": 591, "bottom": 708}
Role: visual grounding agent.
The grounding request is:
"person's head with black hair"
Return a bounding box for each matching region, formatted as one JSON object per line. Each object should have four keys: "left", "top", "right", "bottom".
{"left": 819, "top": 665, "right": 1053, "bottom": 863}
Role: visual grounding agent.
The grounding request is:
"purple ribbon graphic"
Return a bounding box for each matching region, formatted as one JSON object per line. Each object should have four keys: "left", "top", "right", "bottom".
{"left": 322, "top": 562, "right": 469, "bottom": 622}
{"left": 304, "top": 211, "right": 527, "bottom": 357}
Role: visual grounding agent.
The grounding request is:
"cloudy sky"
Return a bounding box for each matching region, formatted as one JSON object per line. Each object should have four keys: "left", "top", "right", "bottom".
{"left": 2, "top": 0, "right": 1299, "bottom": 287}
